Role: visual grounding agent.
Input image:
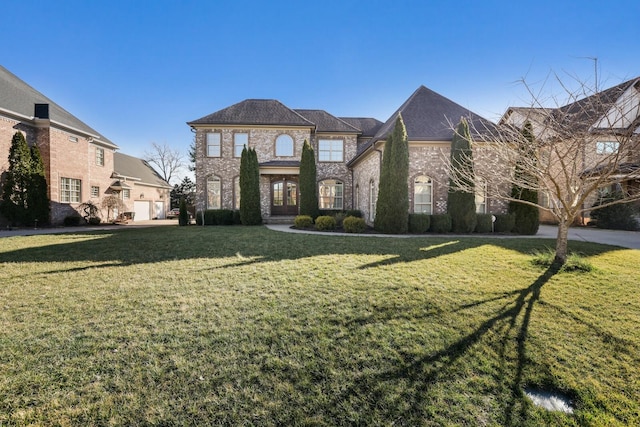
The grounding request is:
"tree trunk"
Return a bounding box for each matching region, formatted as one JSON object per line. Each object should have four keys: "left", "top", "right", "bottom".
{"left": 554, "top": 219, "right": 570, "bottom": 265}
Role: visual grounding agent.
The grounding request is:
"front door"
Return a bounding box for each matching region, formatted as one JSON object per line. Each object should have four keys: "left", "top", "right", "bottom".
{"left": 271, "top": 179, "right": 298, "bottom": 215}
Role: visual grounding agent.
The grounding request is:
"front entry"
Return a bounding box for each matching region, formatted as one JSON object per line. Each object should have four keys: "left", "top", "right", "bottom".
{"left": 271, "top": 179, "right": 298, "bottom": 215}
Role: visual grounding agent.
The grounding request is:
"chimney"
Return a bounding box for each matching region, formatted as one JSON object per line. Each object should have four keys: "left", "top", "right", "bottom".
{"left": 34, "top": 103, "right": 49, "bottom": 119}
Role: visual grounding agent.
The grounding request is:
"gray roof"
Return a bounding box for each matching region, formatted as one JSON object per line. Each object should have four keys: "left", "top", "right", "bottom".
{"left": 113, "top": 152, "right": 172, "bottom": 188}
{"left": 188, "top": 99, "right": 315, "bottom": 127}
{"left": 294, "top": 109, "right": 360, "bottom": 133}
{"left": 259, "top": 160, "right": 300, "bottom": 167}
{"left": 338, "top": 117, "right": 384, "bottom": 137}
{"left": 349, "top": 86, "right": 496, "bottom": 165}
{"left": 0, "top": 65, "right": 117, "bottom": 149}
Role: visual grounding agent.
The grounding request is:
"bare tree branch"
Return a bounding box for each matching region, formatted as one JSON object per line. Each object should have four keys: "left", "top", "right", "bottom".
{"left": 143, "top": 142, "right": 185, "bottom": 185}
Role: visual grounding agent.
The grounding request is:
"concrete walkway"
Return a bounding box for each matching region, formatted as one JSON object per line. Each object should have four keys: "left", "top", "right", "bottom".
{"left": 1, "top": 219, "right": 638, "bottom": 249}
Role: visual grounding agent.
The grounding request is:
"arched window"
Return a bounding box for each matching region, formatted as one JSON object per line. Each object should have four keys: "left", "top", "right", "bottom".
{"left": 413, "top": 175, "right": 432, "bottom": 214}
{"left": 369, "top": 180, "right": 376, "bottom": 221}
{"left": 318, "top": 179, "right": 343, "bottom": 209}
{"left": 275, "top": 134, "right": 294, "bottom": 157}
{"left": 475, "top": 179, "right": 487, "bottom": 214}
{"left": 355, "top": 184, "right": 360, "bottom": 210}
{"left": 233, "top": 176, "right": 241, "bottom": 210}
{"left": 207, "top": 176, "right": 221, "bottom": 209}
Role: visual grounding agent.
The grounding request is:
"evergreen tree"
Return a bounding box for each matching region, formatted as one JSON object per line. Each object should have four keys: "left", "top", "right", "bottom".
{"left": 178, "top": 197, "right": 189, "bottom": 226}
{"left": 1, "top": 132, "right": 33, "bottom": 225}
{"left": 27, "top": 145, "right": 50, "bottom": 224}
{"left": 508, "top": 122, "right": 539, "bottom": 234}
{"left": 240, "top": 147, "right": 262, "bottom": 225}
{"left": 299, "top": 140, "right": 319, "bottom": 219}
{"left": 447, "top": 118, "right": 477, "bottom": 233}
{"left": 375, "top": 115, "right": 409, "bottom": 233}
{"left": 170, "top": 176, "right": 196, "bottom": 209}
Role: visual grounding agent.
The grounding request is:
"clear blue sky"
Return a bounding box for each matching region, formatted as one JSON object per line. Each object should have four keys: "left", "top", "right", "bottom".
{"left": 2, "top": 0, "right": 639, "bottom": 173}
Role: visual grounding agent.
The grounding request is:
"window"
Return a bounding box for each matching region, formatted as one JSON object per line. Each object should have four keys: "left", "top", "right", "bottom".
{"left": 318, "top": 139, "right": 344, "bottom": 162}
{"left": 207, "top": 133, "right": 221, "bottom": 157}
{"left": 233, "top": 176, "right": 241, "bottom": 210}
{"left": 234, "top": 133, "right": 248, "bottom": 158}
{"left": 475, "top": 180, "right": 487, "bottom": 214}
{"left": 275, "top": 134, "right": 294, "bottom": 156}
{"left": 369, "top": 180, "right": 376, "bottom": 221}
{"left": 355, "top": 184, "right": 360, "bottom": 209}
{"left": 68, "top": 136, "right": 78, "bottom": 143}
{"left": 91, "top": 186, "right": 100, "bottom": 198}
{"left": 207, "top": 176, "right": 221, "bottom": 209}
{"left": 318, "top": 179, "right": 343, "bottom": 209}
{"left": 596, "top": 141, "right": 619, "bottom": 154}
{"left": 413, "top": 176, "right": 433, "bottom": 214}
{"left": 96, "top": 147, "right": 104, "bottom": 166}
{"left": 60, "top": 177, "right": 81, "bottom": 203}
{"left": 122, "top": 189, "right": 130, "bottom": 200}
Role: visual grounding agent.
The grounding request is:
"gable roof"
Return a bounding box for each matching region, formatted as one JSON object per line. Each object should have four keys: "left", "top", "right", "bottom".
{"left": 188, "top": 99, "right": 315, "bottom": 127}
{"left": 339, "top": 117, "right": 384, "bottom": 137}
{"left": 0, "top": 65, "right": 117, "bottom": 149}
{"left": 294, "top": 109, "right": 360, "bottom": 133}
{"left": 113, "top": 152, "right": 172, "bottom": 189}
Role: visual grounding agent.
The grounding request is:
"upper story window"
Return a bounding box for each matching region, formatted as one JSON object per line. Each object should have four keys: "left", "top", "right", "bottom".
{"left": 596, "top": 141, "right": 619, "bottom": 154}
{"left": 275, "top": 134, "right": 294, "bottom": 157}
{"left": 234, "top": 133, "right": 248, "bottom": 158}
{"left": 319, "top": 179, "right": 343, "bottom": 210}
{"left": 207, "top": 132, "right": 221, "bottom": 157}
{"left": 318, "top": 139, "right": 344, "bottom": 162}
{"left": 96, "top": 147, "right": 105, "bottom": 166}
{"left": 68, "top": 136, "right": 78, "bottom": 143}
{"left": 60, "top": 177, "right": 81, "bottom": 203}
{"left": 413, "top": 175, "right": 432, "bottom": 214}
{"left": 122, "top": 189, "right": 130, "bottom": 200}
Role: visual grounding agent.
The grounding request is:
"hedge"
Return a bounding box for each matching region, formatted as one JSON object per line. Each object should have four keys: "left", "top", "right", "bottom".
{"left": 408, "top": 214, "right": 430, "bottom": 233}
{"left": 430, "top": 214, "right": 452, "bottom": 233}
{"left": 315, "top": 215, "right": 336, "bottom": 231}
{"left": 494, "top": 213, "right": 515, "bottom": 233}
{"left": 343, "top": 216, "right": 366, "bottom": 233}
{"left": 475, "top": 214, "right": 493, "bottom": 233}
{"left": 195, "top": 210, "right": 241, "bottom": 225}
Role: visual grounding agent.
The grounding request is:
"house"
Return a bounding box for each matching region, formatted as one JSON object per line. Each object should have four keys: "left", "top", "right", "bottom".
{"left": 500, "top": 77, "right": 640, "bottom": 223}
{"left": 112, "top": 152, "right": 172, "bottom": 220}
{"left": 188, "top": 86, "right": 507, "bottom": 223}
{"left": 0, "top": 65, "right": 170, "bottom": 224}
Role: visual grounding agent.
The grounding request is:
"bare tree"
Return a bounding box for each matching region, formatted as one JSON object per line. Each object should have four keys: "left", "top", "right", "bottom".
{"left": 448, "top": 73, "right": 640, "bottom": 264}
{"left": 143, "top": 142, "right": 185, "bottom": 185}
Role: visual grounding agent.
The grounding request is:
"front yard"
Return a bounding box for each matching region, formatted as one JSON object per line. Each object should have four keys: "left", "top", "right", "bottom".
{"left": 0, "top": 226, "right": 638, "bottom": 425}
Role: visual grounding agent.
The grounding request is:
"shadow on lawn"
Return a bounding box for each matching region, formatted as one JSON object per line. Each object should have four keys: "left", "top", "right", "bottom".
{"left": 325, "top": 264, "right": 562, "bottom": 425}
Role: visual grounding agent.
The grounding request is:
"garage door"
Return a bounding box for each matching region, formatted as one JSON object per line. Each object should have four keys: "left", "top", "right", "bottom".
{"left": 133, "top": 201, "right": 151, "bottom": 221}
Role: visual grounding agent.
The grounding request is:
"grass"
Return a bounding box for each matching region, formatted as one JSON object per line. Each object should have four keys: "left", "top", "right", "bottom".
{"left": 0, "top": 226, "right": 638, "bottom": 426}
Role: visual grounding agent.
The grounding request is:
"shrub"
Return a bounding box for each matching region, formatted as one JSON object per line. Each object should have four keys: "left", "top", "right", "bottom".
{"left": 315, "top": 215, "right": 336, "bottom": 231}
{"left": 232, "top": 210, "right": 242, "bottom": 225}
{"left": 343, "top": 216, "right": 366, "bottom": 233}
{"left": 333, "top": 212, "right": 347, "bottom": 228}
{"left": 87, "top": 217, "right": 101, "bottom": 226}
{"left": 345, "top": 209, "right": 363, "bottom": 218}
{"left": 494, "top": 213, "right": 515, "bottom": 233}
{"left": 430, "top": 214, "right": 452, "bottom": 233}
{"left": 590, "top": 191, "right": 639, "bottom": 230}
{"left": 195, "top": 209, "right": 235, "bottom": 225}
{"left": 63, "top": 214, "right": 82, "bottom": 226}
{"left": 319, "top": 209, "right": 343, "bottom": 217}
{"left": 475, "top": 214, "right": 493, "bottom": 233}
{"left": 408, "top": 214, "right": 430, "bottom": 233}
{"left": 294, "top": 215, "right": 313, "bottom": 229}
{"left": 178, "top": 197, "right": 189, "bottom": 226}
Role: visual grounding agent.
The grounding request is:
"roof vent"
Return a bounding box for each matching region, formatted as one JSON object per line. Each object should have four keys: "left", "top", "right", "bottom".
{"left": 34, "top": 103, "right": 49, "bottom": 119}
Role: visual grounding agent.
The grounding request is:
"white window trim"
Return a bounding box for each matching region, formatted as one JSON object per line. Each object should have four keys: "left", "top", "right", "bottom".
{"left": 234, "top": 133, "right": 248, "bottom": 158}
{"left": 207, "top": 132, "right": 221, "bottom": 157}
{"left": 318, "top": 139, "right": 344, "bottom": 162}
{"left": 413, "top": 176, "right": 433, "bottom": 214}
{"left": 318, "top": 179, "right": 344, "bottom": 210}
{"left": 61, "top": 177, "right": 81, "bottom": 204}
{"left": 275, "top": 134, "right": 294, "bottom": 157}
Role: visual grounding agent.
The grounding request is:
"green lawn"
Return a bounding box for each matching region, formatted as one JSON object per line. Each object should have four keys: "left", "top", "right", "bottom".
{"left": 0, "top": 226, "right": 638, "bottom": 426}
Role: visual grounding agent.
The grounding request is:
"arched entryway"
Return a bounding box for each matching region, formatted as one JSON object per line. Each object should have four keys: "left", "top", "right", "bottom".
{"left": 271, "top": 178, "right": 298, "bottom": 215}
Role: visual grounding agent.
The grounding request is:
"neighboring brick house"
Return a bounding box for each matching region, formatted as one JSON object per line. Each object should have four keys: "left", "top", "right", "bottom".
{"left": 501, "top": 77, "right": 640, "bottom": 223}
{"left": 189, "top": 86, "right": 508, "bottom": 223}
{"left": 112, "top": 152, "right": 172, "bottom": 221}
{"left": 0, "top": 65, "right": 169, "bottom": 224}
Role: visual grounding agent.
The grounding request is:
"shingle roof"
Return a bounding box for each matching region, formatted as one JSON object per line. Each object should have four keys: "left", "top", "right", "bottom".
{"left": 0, "top": 65, "right": 117, "bottom": 149}
{"left": 113, "top": 152, "right": 172, "bottom": 188}
{"left": 338, "top": 117, "right": 384, "bottom": 137}
{"left": 188, "top": 99, "right": 315, "bottom": 127}
{"left": 294, "top": 109, "right": 360, "bottom": 133}
{"left": 259, "top": 160, "right": 301, "bottom": 167}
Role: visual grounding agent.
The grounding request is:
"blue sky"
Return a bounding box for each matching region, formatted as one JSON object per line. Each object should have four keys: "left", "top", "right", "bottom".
{"left": 2, "top": 0, "right": 639, "bottom": 177}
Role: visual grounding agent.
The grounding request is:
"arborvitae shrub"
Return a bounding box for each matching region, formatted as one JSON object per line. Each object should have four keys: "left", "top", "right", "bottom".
{"left": 343, "top": 216, "right": 366, "bottom": 233}
{"left": 232, "top": 210, "right": 241, "bottom": 225}
{"left": 294, "top": 215, "right": 313, "bottom": 228}
{"left": 408, "top": 214, "right": 430, "bottom": 233}
{"left": 430, "top": 214, "right": 452, "bottom": 233}
{"left": 178, "top": 197, "right": 189, "bottom": 226}
{"left": 345, "top": 209, "right": 363, "bottom": 218}
{"left": 475, "top": 214, "right": 493, "bottom": 233}
{"left": 315, "top": 215, "right": 336, "bottom": 231}
{"left": 590, "top": 192, "right": 639, "bottom": 230}
{"left": 494, "top": 214, "right": 515, "bottom": 233}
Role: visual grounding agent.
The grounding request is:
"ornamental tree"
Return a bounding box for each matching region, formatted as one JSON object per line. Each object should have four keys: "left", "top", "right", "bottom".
{"left": 240, "top": 147, "right": 262, "bottom": 225}
{"left": 447, "top": 117, "right": 477, "bottom": 233}
{"left": 299, "top": 140, "right": 319, "bottom": 219}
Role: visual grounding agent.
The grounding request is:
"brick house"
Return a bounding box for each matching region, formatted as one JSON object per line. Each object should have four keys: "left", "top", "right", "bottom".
{"left": 188, "top": 86, "right": 508, "bottom": 223}
{"left": 0, "top": 65, "right": 169, "bottom": 224}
